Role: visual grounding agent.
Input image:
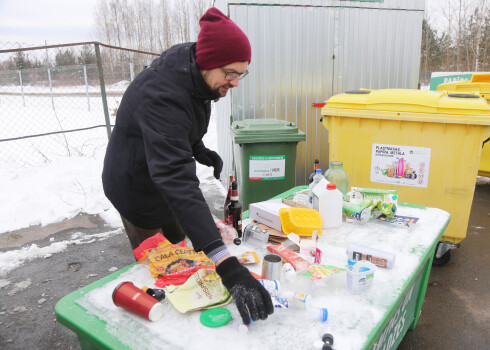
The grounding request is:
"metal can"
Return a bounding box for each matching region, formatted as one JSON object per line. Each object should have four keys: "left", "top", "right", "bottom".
{"left": 342, "top": 201, "right": 371, "bottom": 223}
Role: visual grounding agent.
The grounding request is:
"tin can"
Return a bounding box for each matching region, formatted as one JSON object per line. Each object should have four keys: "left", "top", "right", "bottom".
{"left": 342, "top": 201, "right": 371, "bottom": 223}
{"left": 112, "top": 281, "right": 164, "bottom": 321}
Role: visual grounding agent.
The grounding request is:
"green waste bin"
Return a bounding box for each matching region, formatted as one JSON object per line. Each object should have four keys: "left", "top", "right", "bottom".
{"left": 231, "top": 118, "right": 306, "bottom": 211}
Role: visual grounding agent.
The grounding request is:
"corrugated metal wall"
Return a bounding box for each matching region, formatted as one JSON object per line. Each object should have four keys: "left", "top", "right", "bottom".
{"left": 214, "top": 0, "right": 425, "bottom": 187}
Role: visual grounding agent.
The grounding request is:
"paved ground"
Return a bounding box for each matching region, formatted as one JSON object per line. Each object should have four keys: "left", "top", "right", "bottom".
{"left": 0, "top": 180, "right": 489, "bottom": 350}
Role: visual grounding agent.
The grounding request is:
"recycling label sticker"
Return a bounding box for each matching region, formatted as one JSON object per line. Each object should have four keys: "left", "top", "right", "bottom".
{"left": 371, "top": 144, "right": 431, "bottom": 188}
{"left": 249, "top": 155, "right": 285, "bottom": 181}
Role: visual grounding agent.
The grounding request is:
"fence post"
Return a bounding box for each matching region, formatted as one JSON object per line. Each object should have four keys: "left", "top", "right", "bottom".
{"left": 18, "top": 70, "right": 25, "bottom": 107}
{"left": 130, "top": 61, "right": 134, "bottom": 82}
{"left": 83, "top": 65, "right": 91, "bottom": 112}
{"left": 94, "top": 43, "right": 112, "bottom": 139}
{"left": 47, "top": 67, "right": 55, "bottom": 110}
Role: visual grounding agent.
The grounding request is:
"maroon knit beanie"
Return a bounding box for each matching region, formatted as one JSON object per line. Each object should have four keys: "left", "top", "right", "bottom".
{"left": 195, "top": 7, "right": 251, "bottom": 70}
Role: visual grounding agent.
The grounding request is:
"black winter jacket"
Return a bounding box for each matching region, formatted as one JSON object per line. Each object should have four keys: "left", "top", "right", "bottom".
{"left": 102, "top": 43, "right": 222, "bottom": 252}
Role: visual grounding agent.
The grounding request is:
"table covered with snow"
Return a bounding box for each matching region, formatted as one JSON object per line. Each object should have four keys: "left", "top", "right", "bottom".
{"left": 55, "top": 188, "right": 450, "bottom": 350}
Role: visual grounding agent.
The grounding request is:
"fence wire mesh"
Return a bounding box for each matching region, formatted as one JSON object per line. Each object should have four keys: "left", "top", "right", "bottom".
{"left": 0, "top": 42, "right": 159, "bottom": 167}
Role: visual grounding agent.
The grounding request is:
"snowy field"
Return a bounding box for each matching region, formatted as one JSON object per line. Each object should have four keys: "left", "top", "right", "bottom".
{"left": 0, "top": 87, "right": 222, "bottom": 237}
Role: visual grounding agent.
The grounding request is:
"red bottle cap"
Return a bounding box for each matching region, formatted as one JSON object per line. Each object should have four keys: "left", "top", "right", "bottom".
{"left": 327, "top": 184, "right": 336, "bottom": 190}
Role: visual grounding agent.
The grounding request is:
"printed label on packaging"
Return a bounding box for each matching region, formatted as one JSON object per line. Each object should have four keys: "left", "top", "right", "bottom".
{"left": 249, "top": 155, "right": 286, "bottom": 181}
{"left": 371, "top": 144, "right": 431, "bottom": 188}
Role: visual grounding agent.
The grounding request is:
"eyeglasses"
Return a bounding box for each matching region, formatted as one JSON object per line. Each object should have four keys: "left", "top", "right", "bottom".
{"left": 221, "top": 68, "right": 249, "bottom": 81}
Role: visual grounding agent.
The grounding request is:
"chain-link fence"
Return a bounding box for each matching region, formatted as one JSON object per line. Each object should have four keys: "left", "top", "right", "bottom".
{"left": 0, "top": 42, "right": 159, "bottom": 167}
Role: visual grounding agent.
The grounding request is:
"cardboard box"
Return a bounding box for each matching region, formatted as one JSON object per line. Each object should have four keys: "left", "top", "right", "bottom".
{"left": 248, "top": 199, "right": 290, "bottom": 231}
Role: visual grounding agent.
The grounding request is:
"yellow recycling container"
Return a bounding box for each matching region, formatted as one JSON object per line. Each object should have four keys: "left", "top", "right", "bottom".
{"left": 437, "top": 73, "right": 490, "bottom": 177}
{"left": 321, "top": 89, "right": 490, "bottom": 250}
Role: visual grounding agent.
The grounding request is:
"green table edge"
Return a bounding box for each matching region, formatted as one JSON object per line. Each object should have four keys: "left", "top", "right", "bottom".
{"left": 362, "top": 207, "right": 450, "bottom": 349}
{"left": 55, "top": 263, "right": 139, "bottom": 350}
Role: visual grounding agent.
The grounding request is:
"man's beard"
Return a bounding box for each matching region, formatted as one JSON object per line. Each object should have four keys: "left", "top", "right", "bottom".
{"left": 214, "top": 84, "right": 233, "bottom": 97}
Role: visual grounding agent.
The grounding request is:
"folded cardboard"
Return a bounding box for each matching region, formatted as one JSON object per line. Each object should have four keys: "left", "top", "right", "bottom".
{"left": 249, "top": 198, "right": 289, "bottom": 231}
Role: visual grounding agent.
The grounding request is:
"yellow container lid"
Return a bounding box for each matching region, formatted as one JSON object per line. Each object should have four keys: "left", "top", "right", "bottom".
{"left": 279, "top": 207, "right": 323, "bottom": 237}
{"left": 437, "top": 73, "right": 490, "bottom": 102}
{"left": 322, "top": 89, "right": 490, "bottom": 125}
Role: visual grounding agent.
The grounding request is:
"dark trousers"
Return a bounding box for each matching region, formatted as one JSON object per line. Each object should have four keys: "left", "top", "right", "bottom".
{"left": 121, "top": 215, "right": 186, "bottom": 251}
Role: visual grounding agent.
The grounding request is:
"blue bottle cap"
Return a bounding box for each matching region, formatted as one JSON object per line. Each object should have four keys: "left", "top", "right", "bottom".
{"left": 320, "top": 308, "right": 328, "bottom": 322}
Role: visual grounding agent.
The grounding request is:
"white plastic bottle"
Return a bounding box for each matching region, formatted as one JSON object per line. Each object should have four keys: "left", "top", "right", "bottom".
{"left": 308, "top": 169, "right": 323, "bottom": 207}
{"left": 317, "top": 183, "right": 343, "bottom": 228}
{"left": 279, "top": 292, "right": 329, "bottom": 322}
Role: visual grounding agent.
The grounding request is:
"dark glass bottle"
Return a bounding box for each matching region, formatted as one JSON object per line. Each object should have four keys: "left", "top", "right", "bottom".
{"left": 308, "top": 159, "right": 320, "bottom": 184}
{"left": 227, "top": 180, "right": 242, "bottom": 238}
{"left": 224, "top": 174, "right": 234, "bottom": 223}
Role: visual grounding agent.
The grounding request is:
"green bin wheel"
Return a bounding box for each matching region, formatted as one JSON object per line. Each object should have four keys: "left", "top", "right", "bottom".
{"left": 432, "top": 242, "right": 451, "bottom": 266}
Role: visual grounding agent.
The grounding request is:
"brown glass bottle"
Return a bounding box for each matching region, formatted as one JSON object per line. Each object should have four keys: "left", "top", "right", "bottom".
{"left": 224, "top": 174, "right": 234, "bottom": 223}
{"left": 227, "top": 180, "right": 242, "bottom": 238}
{"left": 308, "top": 159, "right": 320, "bottom": 184}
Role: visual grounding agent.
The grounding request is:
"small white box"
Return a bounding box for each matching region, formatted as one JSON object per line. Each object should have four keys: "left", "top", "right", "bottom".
{"left": 248, "top": 199, "right": 291, "bottom": 231}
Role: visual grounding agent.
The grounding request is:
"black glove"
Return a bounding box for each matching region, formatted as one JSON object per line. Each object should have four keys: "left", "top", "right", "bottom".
{"left": 194, "top": 148, "right": 223, "bottom": 179}
{"left": 216, "top": 257, "right": 274, "bottom": 325}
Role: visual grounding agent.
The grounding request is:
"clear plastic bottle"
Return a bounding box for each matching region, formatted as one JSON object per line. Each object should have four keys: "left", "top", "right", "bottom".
{"left": 324, "top": 161, "right": 349, "bottom": 197}
{"left": 276, "top": 292, "right": 328, "bottom": 322}
{"left": 308, "top": 168, "right": 323, "bottom": 206}
{"left": 212, "top": 214, "right": 239, "bottom": 245}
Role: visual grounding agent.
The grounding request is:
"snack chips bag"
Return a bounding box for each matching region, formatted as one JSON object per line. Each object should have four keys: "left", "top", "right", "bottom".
{"left": 133, "top": 233, "right": 215, "bottom": 287}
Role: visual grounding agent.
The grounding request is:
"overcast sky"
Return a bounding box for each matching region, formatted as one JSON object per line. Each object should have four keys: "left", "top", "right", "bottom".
{"left": 0, "top": 0, "right": 98, "bottom": 47}
{"left": 0, "top": 0, "right": 472, "bottom": 49}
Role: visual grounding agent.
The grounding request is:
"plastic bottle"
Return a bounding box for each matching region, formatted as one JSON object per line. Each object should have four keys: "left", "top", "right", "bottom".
{"left": 223, "top": 174, "right": 234, "bottom": 223}
{"left": 308, "top": 168, "right": 323, "bottom": 206}
{"left": 276, "top": 292, "right": 328, "bottom": 322}
{"left": 212, "top": 214, "right": 239, "bottom": 245}
{"left": 308, "top": 159, "right": 320, "bottom": 184}
{"left": 324, "top": 161, "right": 349, "bottom": 197}
{"left": 346, "top": 243, "right": 395, "bottom": 268}
{"left": 317, "top": 183, "right": 343, "bottom": 229}
{"left": 227, "top": 180, "right": 243, "bottom": 238}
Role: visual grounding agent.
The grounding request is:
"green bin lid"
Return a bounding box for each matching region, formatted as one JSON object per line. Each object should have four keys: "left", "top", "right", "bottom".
{"left": 231, "top": 118, "right": 306, "bottom": 144}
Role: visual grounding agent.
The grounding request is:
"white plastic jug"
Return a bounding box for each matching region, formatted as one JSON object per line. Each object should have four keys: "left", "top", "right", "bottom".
{"left": 314, "top": 182, "right": 342, "bottom": 228}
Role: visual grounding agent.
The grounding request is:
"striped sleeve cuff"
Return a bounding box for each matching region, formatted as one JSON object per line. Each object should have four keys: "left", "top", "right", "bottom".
{"left": 207, "top": 245, "right": 231, "bottom": 264}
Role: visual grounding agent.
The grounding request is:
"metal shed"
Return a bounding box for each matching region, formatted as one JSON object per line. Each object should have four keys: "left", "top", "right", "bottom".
{"left": 213, "top": 0, "right": 425, "bottom": 187}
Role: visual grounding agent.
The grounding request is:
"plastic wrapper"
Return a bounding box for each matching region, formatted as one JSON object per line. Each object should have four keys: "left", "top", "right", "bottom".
{"left": 133, "top": 233, "right": 215, "bottom": 288}
{"left": 165, "top": 268, "right": 232, "bottom": 313}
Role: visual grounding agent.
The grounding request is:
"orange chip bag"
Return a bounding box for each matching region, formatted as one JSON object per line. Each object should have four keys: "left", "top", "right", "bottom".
{"left": 133, "top": 233, "right": 215, "bottom": 288}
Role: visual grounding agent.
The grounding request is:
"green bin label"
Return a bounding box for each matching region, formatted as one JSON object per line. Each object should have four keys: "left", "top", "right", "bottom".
{"left": 371, "top": 283, "right": 417, "bottom": 350}
{"left": 371, "top": 144, "right": 431, "bottom": 188}
{"left": 249, "top": 155, "right": 285, "bottom": 181}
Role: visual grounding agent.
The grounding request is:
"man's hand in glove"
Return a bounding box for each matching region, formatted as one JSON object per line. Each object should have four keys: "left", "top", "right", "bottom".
{"left": 194, "top": 148, "right": 223, "bottom": 179}
{"left": 216, "top": 256, "right": 274, "bottom": 325}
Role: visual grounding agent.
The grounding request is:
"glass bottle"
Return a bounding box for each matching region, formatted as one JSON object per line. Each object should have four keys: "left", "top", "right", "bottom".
{"left": 308, "top": 159, "right": 320, "bottom": 184}
{"left": 227, "top": 180, "right": 242, "bottom": 238}
{"left": 324, "top": 161, "right": 349, "bottom": 197}
{"left": 224, "top": 174, "right": 234, "bottom": 222}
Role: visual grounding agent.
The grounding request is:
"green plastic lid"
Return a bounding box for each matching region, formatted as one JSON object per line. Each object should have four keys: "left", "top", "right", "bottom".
{"left": 231, "top": 118, "right": 306, "bottom": 144}
{"left": 200, "top": 308, "right": 232, "bottom": 328}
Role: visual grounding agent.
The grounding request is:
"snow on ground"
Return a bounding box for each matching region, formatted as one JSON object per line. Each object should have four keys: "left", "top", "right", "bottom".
{"left": 0, "top": 89, "right": 223, "bottom": 276}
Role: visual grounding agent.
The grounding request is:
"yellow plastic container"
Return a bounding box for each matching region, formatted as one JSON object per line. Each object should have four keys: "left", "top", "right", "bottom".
{"left": 437, "top": 73, "right": 490, "bottom": 177}
{"left": 279, "top": 207, "right": 323, "bottom": 236}
{"left": 321, "top": 89, "right": 490, "bottom": 244}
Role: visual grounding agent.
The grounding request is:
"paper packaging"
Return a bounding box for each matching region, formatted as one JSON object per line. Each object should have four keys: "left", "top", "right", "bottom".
{"left": 286, "top": 231, "right": 319, "bottom": 260}
{"left": 249, "top": 199, "right": 290, "bottom": 231}
{"left": 267, "top": 244, "right": 311, "bottom": 273}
